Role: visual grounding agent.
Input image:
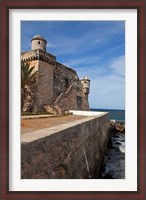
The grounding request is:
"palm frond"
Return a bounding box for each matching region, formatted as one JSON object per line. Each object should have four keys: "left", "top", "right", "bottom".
{"left": 21, "top": 62, "right": 44, "bottom": 111}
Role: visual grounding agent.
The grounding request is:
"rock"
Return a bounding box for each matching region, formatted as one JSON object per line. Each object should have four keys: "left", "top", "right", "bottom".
{"left": 115, "top": 147, "right": 120, "bottom": 152}
{"left": 115, "top": 122, "right": 125, "bottom": 132}
{"left": 113, "top": 134, "right": 119, "bottom": 138}
{"left": 107, "top": 137, "right": 114, "bottom": 149}
{"left": 110, "top": 120, "right": 115, "bottom": 126}
{"left": 110, "top": 120, "right": 125, "bottom": 133}
{"left": 22, "top": 86, "right": 33, "bottom": 112}
{"left": 103, "top": 174, "right": 114, "bottom": 179}
{"left": 115, "top": 142, "right": 121, "bottom": 145}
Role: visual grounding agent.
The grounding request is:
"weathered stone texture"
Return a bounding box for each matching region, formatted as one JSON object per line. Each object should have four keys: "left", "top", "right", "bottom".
{"left": 36, "top": 61, "right": 54, "bottom": 106}
{"left": 21, "top": 35, "right": 90, "bottom": 113}
{"left": 21, "top": 49, "right": 56, "bottom": 64}
{"left": 32, "top": 40, "right": 46, "bottom": 52}
{"left": 54, "top": 62, "right": 79, "bottom": 98}
{"left": 53, "top": 82, "right": 89, "bottom": 114}
{"left": 21, "top": 113, "right": 110, "bottom": 179}
{"left": 31, "top": 34, "right": 47, "bottom": 52}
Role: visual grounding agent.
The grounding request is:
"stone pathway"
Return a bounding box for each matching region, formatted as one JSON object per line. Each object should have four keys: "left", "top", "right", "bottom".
{"left": 21, "top": 115, "right": 87, "bottom": 134}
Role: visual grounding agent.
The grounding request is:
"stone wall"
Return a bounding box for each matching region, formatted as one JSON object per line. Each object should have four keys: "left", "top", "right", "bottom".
{"left": 54, "top": 82, "right": 89, "bottom": 114}
{"left": 36, "top": 60, "right": 54, "bottom": 108}
{"left": 53, "top": 62, "right": 79, "bottom": 98}
{"left": 21, "top": 112, "right": 110, "bottom": 179}
{"left": 21, "top": 49, "right": 56, "bottom": 64}
{"left": 21, "top": 49, "right": 90, "bottom": 113}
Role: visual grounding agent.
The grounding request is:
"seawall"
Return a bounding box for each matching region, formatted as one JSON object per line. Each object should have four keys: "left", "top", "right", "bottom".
{"left": 21, "top": 111, "right": 110, "bottom": 179}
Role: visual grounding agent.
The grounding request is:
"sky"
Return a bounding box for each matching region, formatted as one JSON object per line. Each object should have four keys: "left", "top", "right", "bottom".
{"left": 21, "top": 21, "right": 125, "bottom": 110}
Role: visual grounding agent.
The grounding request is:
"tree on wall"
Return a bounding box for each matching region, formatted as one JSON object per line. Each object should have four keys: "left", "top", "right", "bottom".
{"left": 21, "top": 62, "right": 40, "bottom": 112}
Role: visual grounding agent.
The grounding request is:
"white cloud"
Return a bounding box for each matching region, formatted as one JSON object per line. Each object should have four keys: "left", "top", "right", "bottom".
{"left": 46, "top": 42, "right": 56, "bottom": 48}
{"left": 87, "top": 56, "right": 125, "bottom": 109}
{"left": 63, "top": 56, "right": 102, "bottom": 69}
{"left": 89, "top": 75, "right": 125, "bottom": 109}
{"left": 110, "top": 56, "right": 125, "bottom": 77}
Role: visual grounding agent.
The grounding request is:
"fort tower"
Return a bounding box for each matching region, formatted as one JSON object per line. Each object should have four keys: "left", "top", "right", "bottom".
{"left": 31, "top": 34, "right": 47, "bottom": 52}
{"left": 81, "top": 76, "right": 90, "bottom": 96}
{"left": 21, "top": 34, "right": 90, "bottom": 114}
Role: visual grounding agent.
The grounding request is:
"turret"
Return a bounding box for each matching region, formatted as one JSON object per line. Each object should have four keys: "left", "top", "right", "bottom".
{"left": 81, "top": 76, "right": 90, "bottom": 95}
{"left": 31, "top": 34, "right": 47, "bottom": 52}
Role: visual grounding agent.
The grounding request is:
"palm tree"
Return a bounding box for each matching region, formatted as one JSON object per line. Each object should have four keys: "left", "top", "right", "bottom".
{"left": 21, "top": 62, "right": 40, "bottom": 112}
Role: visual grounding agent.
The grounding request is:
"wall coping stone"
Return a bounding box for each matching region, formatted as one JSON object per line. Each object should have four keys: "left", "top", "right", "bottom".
{"left": 21, "top": 112, "right": 108, "bottom": 143}
{"left": 69, "top": 110, "right": 108, "bottom": 116}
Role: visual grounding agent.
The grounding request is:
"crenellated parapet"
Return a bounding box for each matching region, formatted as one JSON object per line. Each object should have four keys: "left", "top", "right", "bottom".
{"left": 21, "top": 49, "right": 56, "bottom": 65}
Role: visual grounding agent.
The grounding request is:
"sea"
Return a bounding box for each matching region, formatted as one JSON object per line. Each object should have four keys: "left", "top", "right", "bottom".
{"left": 90, "top": 108, "right": 125, "bottom": 122}
{"left": 90, "top": 108, "right": 125, "bottom": 179}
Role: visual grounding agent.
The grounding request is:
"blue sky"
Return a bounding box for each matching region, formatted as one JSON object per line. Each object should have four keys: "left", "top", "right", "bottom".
{"left": 21, "top": 21, "right": 125, "bottom": 110}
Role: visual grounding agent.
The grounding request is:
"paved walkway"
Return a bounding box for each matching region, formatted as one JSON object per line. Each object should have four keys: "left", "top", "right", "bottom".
{"left": 21, "top": 115, "right": 99, "bottom": 143}
{"left": 21, "top": 115, "right": 88, "bottom": 134}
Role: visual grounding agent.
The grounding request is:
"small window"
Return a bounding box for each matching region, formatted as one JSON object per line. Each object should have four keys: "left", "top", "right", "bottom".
{"left": 38, "top": 41, "right": 40, "bottom": 44}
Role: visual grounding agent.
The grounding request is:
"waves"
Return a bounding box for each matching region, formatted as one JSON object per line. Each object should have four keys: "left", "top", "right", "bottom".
{"left": 119, "top": 142, "right": 125, "bottom": 153}
{"left": 93, "top": 108, "right": 125, "bottom": 179}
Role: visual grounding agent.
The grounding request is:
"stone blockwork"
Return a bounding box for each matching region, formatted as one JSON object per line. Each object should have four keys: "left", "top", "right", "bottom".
{"left": 21, "top": 35, "right": 90, "bottom": 114}
{"left": 21, "top": 112, "right": 110, "bottom": 179}
{"left": 54, "top": 62, "right": 79, "bottom": 98}
{"left": 53, "top": 82, "right": 90, "bottom": 114}
{"left": 36, "top": 61, "right": 54, "bottom": 107}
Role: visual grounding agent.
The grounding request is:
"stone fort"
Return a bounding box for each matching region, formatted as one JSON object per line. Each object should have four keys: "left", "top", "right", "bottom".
{"left": 21, "top": 34, "right": 90, "bottom": 114}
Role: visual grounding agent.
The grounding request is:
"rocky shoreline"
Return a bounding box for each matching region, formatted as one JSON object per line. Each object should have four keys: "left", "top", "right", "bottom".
{"left": 110, "top": 120, "right": 125, "bottom": 133}
{"left": 97, "top": 120, "right": 125, "bottom": 179}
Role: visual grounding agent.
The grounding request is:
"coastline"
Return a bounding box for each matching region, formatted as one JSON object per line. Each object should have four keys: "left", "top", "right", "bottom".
{"left": 97, "top": 118, "right": 125, "bottom": 179}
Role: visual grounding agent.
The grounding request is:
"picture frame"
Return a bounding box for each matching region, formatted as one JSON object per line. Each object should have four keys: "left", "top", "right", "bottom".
{"left": 0, "top": 0, "right": 145, "bottom": 199}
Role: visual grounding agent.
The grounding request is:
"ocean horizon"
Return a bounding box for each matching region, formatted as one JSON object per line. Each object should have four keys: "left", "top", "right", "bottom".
{"left": 90, "top": 108, "right": 125, "bottom": 122}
